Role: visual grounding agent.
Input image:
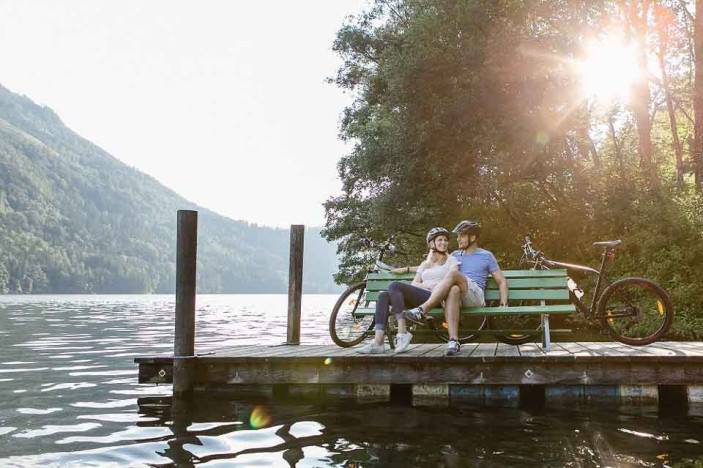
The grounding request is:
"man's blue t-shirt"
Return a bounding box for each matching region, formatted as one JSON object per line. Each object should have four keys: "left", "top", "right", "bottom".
{"left": 451, "top": 248, "right": 500, "bottom": 290}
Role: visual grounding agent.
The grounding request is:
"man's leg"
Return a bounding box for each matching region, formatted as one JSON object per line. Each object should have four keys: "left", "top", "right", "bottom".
{"left": 419, "top": 270, "right": 468, "bottom": 313}
{"left": 445, "top": 285, "right": 461, "bottom": 340}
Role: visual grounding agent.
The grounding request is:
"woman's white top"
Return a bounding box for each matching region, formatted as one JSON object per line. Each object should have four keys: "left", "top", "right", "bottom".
{"left": 417, "top": 255, "right": 458, "bottom": 290}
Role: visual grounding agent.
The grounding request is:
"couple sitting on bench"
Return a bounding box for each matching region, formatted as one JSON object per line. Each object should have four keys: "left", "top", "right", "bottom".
{"left": 358, "top": 220, "right": 508, "bottom": 356}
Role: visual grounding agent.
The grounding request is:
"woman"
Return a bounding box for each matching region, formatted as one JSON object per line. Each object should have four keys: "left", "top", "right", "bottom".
{"left": 357, "top": 227, "right": 458, "bottom": 354}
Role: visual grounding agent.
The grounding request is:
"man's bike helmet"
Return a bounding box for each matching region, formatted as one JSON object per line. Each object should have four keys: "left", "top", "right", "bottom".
{"left": 452, "top": 220, "right": 481, "bottom": 236}
{"left": 426, "top": 227, "right": 450, "bottom": 245}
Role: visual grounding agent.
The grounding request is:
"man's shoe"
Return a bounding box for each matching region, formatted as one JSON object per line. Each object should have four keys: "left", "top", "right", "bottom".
{"left": 393, "top": 332, "right": 413, "bottom": 354}
{"left": 405, "top": 306, "right": 426, "bottom": 325}
{"left": 357, "top": 342, "right": 386, "bottom": 354}
{"left": 445, "top": 339, "right": 461, "bottom": 356}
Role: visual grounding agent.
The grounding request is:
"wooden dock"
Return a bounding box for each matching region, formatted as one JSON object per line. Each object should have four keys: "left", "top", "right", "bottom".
{"left": 139, "top": 213, "right": 703, "bottom": 406}
{"left": 136, "top": 341, "right": 703, "bottom": 405}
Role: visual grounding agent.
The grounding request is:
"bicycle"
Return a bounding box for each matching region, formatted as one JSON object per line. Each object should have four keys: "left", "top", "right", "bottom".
{"left": 328, "top": 237, "right": 488, "bottom": 348}
{"left": 499, "top": 234, "right": 674, "bottom": 346}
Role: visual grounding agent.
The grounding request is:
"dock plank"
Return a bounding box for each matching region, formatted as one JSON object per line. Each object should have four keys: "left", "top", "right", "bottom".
{"left": 414, "top": 344, "right": 447, "bottom": 358}
{"left": 496, "top": 343, "right": 521, "bottom": 357}
{"left": 558, "top": 342, "right": 600, "bottom": 356}
{"left": 518, "top": 343, "right": 546, "bottom": 357}
{"left": 472, "top": 343, "right": 498, "bottom": 357}
{"left": 577, "top": 341, "right": 640, "bottom": 357}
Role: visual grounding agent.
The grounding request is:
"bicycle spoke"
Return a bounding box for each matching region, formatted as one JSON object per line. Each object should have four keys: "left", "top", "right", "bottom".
{"left": 600, "top": 279, "right": 673, "bottom": 344}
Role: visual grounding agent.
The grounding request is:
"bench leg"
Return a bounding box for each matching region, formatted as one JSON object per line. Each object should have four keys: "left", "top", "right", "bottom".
{"left": 541, "top": 314, "right": 551, "bottom": 352}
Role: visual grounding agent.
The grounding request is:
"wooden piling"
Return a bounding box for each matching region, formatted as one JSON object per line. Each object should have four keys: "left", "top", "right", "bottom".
{"left": 173, "top": 210, "right": 198, "bottom": 396}
{"left": 286, "top": 224, "right": 304, "bottom": 344}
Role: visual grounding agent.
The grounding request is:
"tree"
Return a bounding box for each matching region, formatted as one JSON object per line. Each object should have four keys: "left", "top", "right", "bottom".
{"left": 325, "top": 0, "right": 703, "bottom": 338}
{"left": 324, "top": 0, "right": 602, "bottom": 281}
{"left": 695, "top": 0, "right": 703, "bottom": 188}
{"left": 655, "top": 3, "right": 685, "bottom": 187}
{"left": 624, "top": 0, "right": 657, "bottom": 183}
{"left": 0, "top": 262, "right": 8, "bottom": 294}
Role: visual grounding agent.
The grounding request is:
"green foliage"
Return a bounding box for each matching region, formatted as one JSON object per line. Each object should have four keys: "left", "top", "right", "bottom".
{"left": 0, "top": 85, "right": 340, "bottom": 294}
{"left": 324, "top": 0, "right": 703, "bottom": 338}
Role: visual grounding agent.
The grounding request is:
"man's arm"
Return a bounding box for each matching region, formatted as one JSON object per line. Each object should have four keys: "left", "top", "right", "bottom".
{"left": 491, "top": 269, "right": 508, "bottom": 307}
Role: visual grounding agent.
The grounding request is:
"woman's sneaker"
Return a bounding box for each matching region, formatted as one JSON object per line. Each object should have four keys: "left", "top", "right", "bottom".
{"left": 393, "top": 332, "right": 413, "bottom": 354}
{"left": 445, "top": 339, "right": 461, "bottom": 356}
{"left": 357, "top": 342, "right": 386, "bottom": 354}
{"left": 405, "top": 306, "right": 426, "bottom": 325}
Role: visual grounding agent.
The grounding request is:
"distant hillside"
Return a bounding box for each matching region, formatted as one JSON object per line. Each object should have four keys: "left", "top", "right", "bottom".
{"left": 0, "top": 84, "right": 341, "bottom": 294}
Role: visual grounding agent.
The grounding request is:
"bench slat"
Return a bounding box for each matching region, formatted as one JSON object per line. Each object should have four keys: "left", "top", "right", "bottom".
{"left": 366, "top": 277, "right": 568, "bottom": 293}
{"left": 486, "top": 277, "right": 568, "bottom": 289}
{"left": 484, "top": 289, "right": 569, "bottom": 300}
{"left": 366, "top": 288, "right": 570, "bottom": 302}
{"left": 354, "top": 303, "right": 576, "bottom": 316}
{"left": 367, "top": 269, "right": 567, "bottom": 281}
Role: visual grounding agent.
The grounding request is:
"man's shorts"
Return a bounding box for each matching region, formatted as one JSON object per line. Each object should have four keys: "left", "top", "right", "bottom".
{"left": 461, "top": 278, "right": 485, "bottom": 307}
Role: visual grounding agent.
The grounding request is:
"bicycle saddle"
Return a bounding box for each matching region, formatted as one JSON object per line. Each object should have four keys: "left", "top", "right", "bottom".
{"left": 592, "top": 240, "right": 622, "bottom": 248}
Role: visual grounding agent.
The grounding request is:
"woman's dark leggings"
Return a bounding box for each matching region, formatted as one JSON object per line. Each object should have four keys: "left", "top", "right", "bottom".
{"left": 374, "top": 281, "right": 431, "bottom": 331}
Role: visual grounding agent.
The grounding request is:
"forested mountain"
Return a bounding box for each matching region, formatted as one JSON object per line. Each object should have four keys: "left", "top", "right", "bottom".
{"left": 0, "top": 84, "right": 340, "bottom": 294}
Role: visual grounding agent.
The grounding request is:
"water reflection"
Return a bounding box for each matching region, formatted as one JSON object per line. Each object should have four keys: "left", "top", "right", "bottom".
{"left": 131, "top": 395, "right": 703, "bottom": 466}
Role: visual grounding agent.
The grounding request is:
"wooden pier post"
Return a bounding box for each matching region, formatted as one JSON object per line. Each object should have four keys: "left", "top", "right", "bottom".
{"left": 173, "top": 210, "right": 198, "bottom": 396}
{"left": 286, "top": 225, "right": 304, "bottom": 344}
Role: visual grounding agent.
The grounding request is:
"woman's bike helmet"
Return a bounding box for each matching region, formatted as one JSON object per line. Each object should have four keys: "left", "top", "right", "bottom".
{"left": 426, "top": 227, "right": 450, "bottom": 245}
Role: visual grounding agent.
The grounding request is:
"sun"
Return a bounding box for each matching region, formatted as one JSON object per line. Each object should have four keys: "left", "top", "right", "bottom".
{"left": 579, "top": 37, "right": 641, "bottom": 102}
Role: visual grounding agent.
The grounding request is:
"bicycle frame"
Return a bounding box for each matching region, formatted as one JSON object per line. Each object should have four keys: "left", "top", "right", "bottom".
{"left": 521, "top": 236, "right": 618, "bottom": 321}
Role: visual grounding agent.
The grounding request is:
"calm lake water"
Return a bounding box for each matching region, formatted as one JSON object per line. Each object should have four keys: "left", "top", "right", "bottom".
{"left": 0, "top": 295, "right": 702, "bottom": 467}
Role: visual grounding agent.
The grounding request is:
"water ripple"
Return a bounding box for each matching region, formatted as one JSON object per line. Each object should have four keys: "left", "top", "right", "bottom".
{"left": 0, "top": 294, "right": 701, "bottom": 467}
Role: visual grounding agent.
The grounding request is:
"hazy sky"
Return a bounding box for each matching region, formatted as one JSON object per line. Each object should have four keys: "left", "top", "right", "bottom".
{"left": 0, "top": 0, "right": 368, "bottom": 227}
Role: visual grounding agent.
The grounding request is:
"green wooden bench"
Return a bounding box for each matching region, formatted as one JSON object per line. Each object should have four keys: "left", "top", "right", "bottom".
{"left": 357, "top": 269, "right": 577, "bottom": 351}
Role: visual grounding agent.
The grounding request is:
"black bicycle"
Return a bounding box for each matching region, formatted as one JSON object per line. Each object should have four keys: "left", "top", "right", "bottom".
{"left": 501, "top": 234, "right": 674, "bottom": 346}
{"left": 329, "top": 237, "right": 488, "bottom": 347}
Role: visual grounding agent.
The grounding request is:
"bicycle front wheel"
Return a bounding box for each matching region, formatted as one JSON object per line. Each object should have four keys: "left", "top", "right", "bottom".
{"left": 597, "top": 277, "right": 674, "bottom": 346}
{"left": 488, "top": 300, "right": 542, "bottom": 345}
{"left": 329, "top": 282, "right": 375, "bottom": 347}
{"left": 432, "top": 314, "right": 488, "bottom": 344}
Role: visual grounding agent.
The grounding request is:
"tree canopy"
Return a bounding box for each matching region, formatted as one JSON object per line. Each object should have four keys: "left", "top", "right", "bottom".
{"left": 323, "top": 0, "right": 703, "bottom": 338}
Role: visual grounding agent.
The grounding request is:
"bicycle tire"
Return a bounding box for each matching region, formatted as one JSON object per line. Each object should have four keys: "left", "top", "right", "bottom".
{"left": 489, "top": 306, "right": 541, "bottom": 345}
{"left": 329, "top": 281, "right": 375, "bottom": 347}
{"left": 432, "top": 314, "right": 488, "bottom": 344}
{"left": 597, "top": 277, "right": 674, "bottom": 346}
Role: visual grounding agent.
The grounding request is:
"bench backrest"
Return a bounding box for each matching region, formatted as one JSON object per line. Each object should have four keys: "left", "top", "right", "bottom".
{"left": 365, "top": 269, "right": 570, "bottom": 303}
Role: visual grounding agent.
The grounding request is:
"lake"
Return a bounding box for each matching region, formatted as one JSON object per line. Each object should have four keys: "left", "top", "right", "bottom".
{"left": 0, "top": 295, "right": 702, "bottom": 466}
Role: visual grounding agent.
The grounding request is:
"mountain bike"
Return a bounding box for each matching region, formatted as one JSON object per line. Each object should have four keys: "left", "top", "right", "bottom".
{"left": 328, "top": 237, "right": 488, "bottom": 348}
{"left": 502, "top": 234, "right": 674, "bottom": 346}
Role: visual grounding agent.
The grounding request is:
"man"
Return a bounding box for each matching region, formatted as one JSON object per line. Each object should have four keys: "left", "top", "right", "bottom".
{"left": 406, "top": 220, "right": 508, "bottom": 356}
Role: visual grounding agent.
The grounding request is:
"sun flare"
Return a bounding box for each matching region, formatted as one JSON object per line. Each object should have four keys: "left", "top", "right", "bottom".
{"left": 579, "top": 38, "right": 641, "bottom": 102}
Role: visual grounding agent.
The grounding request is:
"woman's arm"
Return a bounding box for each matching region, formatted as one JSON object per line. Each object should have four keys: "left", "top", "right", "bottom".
{"left": 390, "top": 266, "right": 418, "bottom": 274}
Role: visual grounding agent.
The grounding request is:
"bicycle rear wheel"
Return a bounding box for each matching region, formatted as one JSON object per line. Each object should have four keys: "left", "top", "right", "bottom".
{"left": 597, "top": 277, "right": 674, "bottom": 346}
{"left": 329, "top": 282, "right": 374, "bottom": 347}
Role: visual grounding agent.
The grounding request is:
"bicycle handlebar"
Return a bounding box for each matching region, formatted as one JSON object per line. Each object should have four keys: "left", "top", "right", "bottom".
{"left": 521, "top": 234, "right": 542, "bottom": 261}
{"left": 360, "top": 234, "right": 397, "bottom": 264}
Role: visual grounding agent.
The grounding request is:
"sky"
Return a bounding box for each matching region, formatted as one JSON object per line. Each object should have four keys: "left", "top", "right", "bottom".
{"left": 0, "top": 0, "right": 368, "bottom": 228}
